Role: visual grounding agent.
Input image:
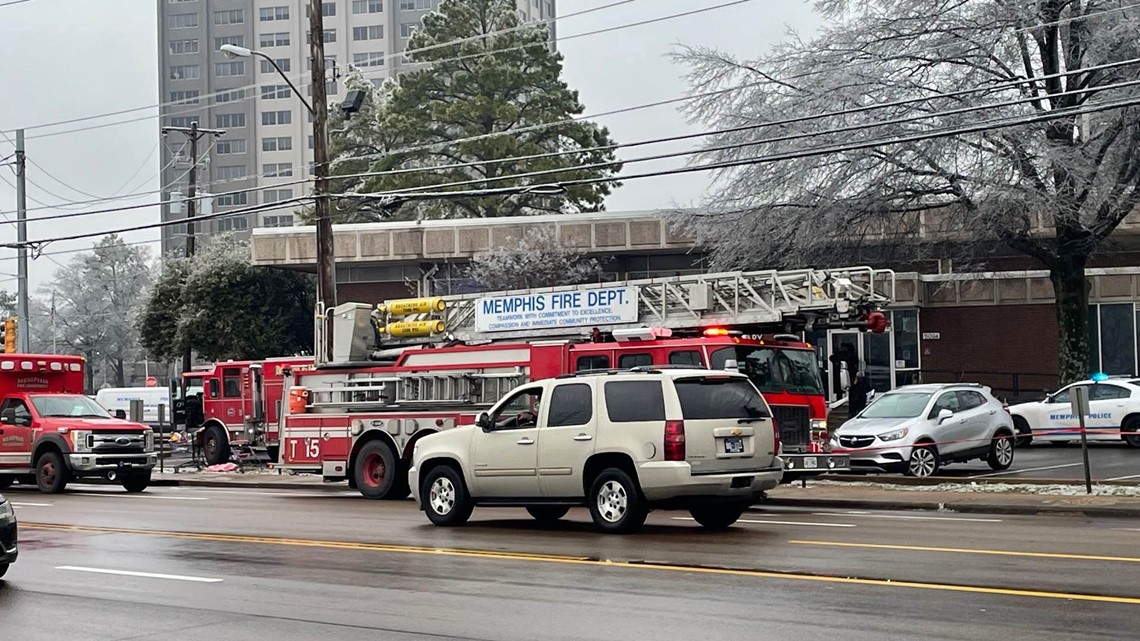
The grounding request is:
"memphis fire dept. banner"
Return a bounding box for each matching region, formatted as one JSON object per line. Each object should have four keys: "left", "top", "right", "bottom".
{"left": 475, "top": 287, "right": 639, "bottom": 332}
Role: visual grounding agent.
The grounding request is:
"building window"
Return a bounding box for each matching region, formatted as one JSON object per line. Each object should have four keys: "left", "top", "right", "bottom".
{"left": 261, "top": 84, "right": 292, "bottom": 99}
{"left": 214, "top": 60, "right": 246, "bottom": 77}
{"left": 1088, "top": 303, "right": 1137, "bottom": 376}
{"left": 262, "top": 188, "right": 294, "bottom": 204}
{"left": 353, "top": 25, "right": 384, "bottom": 40}
{"left": 259, "top": 6, "right": 289, "bottom": 21}
{"left": 215, "top": 113, "right": 246, "bottom": 128}
{"left": 306, "top": 29, "right": 337, "bottom": 43}
{"left": 353, "top": 52, "right": 385, "bottom": 68}
{"left": 170, "top": 13, "right": 198, "bottom": 28}
{"left": 169, "top": 90, "right": 200, "bottom": 105}
{"left": 262, "top": 163, "right": 293, "bottom": 177}
{"left": 263, "top": 215, "right": 295, "bottom": 228}
{"left": 259, "top": 32, "right": 290, "bottom": 48}
{"left": 216, "top": 89, "right": 247, "bottom": 103}
{"left": 169, "top": 64, "right": 199, "bottom": 80}
{"left": 400, "top": 23, "right": 418, "bottom": 38}
{"left": 213, "top": 9, "right": 244, "bottom": 25}
{"left": 261, "top": 58, "right": 291, "bottom": 73}
{"left": 262, "top": 110, "right": 292, "bottom": 126}
{"left": 215, "top": 35, "right": 245, "bottom": 49}
{"left": 168, "top": 39, "right": 198, "bottom": 55}
{"left": 216, "top": 165, "right": 247, "bottom": 180}
{"left": 216, "top": 139, "right": 246, "bottom": 155}
{"left": 399, "top": 0, "right": 431, "bottom": 9}
{"left": 167, "top": 116, "right": 199, "bottom": 128}
{"left": 308, "top": 135, "right": 314, "bottom": 149}
{"left": 353, "top": 0, "right": 383, "bottom": 14}
{"left": 263, "top": 137, "right": 293, "bottom": 152}
{"left": 892, "top": 309, "right": 920, "bottom": 370}
{"left": 215, "top": 192, "right": 248, "bottom": 207}
{"left": 306, "top": 2, "right": 336, "bottom": 17}
{"left": 217, "top": 216, "right": 249, "bottom": 232}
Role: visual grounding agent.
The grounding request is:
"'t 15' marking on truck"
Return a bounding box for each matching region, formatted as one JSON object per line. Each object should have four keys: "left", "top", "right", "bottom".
{"left": 288, "top": 438, "right": 321, "bottom": 460}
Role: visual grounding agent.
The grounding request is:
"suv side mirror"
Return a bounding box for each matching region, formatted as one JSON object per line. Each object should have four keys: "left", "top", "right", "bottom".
{"left": 937, "top": 408, "right": 954, "bottom": 423}
{"left": 476, "top": 412, "right": 492, "bottom": 431}
{"left": 0, "top": 408, "right": 14, "bottom": 425}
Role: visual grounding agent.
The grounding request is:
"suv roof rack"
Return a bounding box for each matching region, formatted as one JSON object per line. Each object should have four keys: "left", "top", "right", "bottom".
{"left": 555, "top": 365, "right": 713, "bottom": 379}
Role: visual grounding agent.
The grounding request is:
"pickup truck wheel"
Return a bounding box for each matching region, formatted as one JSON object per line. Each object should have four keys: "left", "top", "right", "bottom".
{"left": 121, "top": 471, "right": 151, "bottom": 493}
{"left": 526, "top": 506, "right": 570, "bottom": 523}
{"left": 422, "top": 465, "right": 473, "bottom": 527}
{"left": 354, "top": 441, "right": 397, "bottom": 500}
{"left": 689, "top": 503, "right": 748, "bottom": 530}
{"left": 588, "top": 468, "right": 647, "bottom": 534}
{"left": 36, "top": 451, "right": 68, "bottom": 494}
{"left": 203, "top": 425, "right": 230, "bottom": 466}
{"left": 0, "top": 476, "right": 12, "bottom": 490}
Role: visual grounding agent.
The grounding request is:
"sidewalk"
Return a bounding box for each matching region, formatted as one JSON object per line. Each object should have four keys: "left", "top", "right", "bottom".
{"left": 156, "top": 471, "right": 1140, "bottom": 518}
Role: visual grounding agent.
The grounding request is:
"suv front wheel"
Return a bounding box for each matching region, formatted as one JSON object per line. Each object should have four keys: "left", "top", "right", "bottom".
{"left": 422, "top": 465, "right": 473, "bottom": 527}
{"left": 905, "top": 444, "right": 940, "bottom": 478}
{"left": 587, "top": 468, "right": 648, "bottom": 534}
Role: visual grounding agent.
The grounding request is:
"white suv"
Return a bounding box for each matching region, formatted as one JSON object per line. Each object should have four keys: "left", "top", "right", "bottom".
{"left": 833, "top": 383, "right": 1016, "bottom": 478}
{"left": 409, "top": 368, "right": 782, "bottom": 534}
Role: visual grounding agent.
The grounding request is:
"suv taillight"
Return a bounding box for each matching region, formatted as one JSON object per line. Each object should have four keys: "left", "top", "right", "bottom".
{"left": 664, "top": 420, "right": 686, "bottom": 461}
{"left": 772, "top": 418, "right": 781, "bottom": 456}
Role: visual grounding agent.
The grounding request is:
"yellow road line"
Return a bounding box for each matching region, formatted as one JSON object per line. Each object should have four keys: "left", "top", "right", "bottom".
{"left": 790, "top": 540, "right": 1140, "bottom": 563}
{"left": 23, "top": 522, "right": 1140, "bottom": 606}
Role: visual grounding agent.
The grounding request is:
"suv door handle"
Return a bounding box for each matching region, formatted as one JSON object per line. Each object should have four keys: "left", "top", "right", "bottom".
{"left": 516, "top": 437, "right": 535, "bottom": 445}
{"left": 573, "top": 434, "right": 593, "bottom": 441}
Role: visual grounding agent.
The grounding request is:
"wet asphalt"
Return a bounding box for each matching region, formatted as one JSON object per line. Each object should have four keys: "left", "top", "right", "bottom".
{"left": 1, "top": 485, "right": 1138, "bottom": 640}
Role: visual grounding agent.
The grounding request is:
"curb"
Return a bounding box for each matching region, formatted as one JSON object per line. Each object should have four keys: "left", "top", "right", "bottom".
{"left": 757, "top": 497, "right": 1140, "bottom": 519}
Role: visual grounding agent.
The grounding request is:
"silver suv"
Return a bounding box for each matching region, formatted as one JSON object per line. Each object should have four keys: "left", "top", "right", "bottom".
{"left": 409, "top": 368, "right": 782, "bottom": 533}
{"left": 833, "top": 383, "right": 1015, "bottom": 478}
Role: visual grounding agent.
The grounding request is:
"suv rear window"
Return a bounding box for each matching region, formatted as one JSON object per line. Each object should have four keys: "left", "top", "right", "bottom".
{"left": 603, "top": 380, "right": 665, "bottom": 422}
{"left": 674, "top": 377, "right": 770, "bottom": 420}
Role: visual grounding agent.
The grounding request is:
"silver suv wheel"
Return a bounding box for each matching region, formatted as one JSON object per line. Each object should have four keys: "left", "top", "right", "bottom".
{"left": 907, "top": 447, "right": 938, "bottom": 478}
{"left": 429, "top": 476, "right": 456, "bottom": 516}
{"left": 596, "top": 480, "right": 628, "bottom": 523}
{"left": 994, "top": 438, "right": 1013, "bottom": 466}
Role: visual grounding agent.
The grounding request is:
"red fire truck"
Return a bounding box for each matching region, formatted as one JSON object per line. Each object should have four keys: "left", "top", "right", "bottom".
{"left": 0, "top": 354, "right": 156, "bottom": 493}
{"left": 278, "top": 267, "right": 894, "bottom": 498}
{"left": 174, "top": 356, "right": 313, "bottom": 465}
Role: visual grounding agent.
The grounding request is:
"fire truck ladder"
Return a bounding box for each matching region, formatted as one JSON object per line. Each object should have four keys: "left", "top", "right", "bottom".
{"left": 306, "top": 369, "right": 526, "bottom": 412}
{"left": 390, "top": 266, "right": 893, "bottom": 344}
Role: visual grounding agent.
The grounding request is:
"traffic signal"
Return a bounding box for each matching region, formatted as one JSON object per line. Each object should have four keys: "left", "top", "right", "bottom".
{"left": 3, "top": 317, "right": 16, "bottom": 353}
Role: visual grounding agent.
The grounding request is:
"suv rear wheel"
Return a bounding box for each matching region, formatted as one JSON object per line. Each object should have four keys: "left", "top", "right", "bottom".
{"left": 987, "top": 433, "right": 1014, "bottom": 471}
{"left": 587, "top": 468, "right": 647, "bottom": 534}
{"left": 689, "top": 503, "right": 748, "bottom": 530}
{"left": 422, "top": 465, "right": 473, "bottom": 527}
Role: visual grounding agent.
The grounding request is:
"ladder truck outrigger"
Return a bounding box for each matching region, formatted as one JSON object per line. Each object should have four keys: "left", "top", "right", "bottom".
{"left": 277, "top": 266, "right": 895, "bottom": 499}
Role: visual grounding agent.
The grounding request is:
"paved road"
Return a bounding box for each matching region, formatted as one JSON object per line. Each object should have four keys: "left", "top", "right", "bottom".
{"left": 2, "top": 485, "right": 1139, "bottom": 640}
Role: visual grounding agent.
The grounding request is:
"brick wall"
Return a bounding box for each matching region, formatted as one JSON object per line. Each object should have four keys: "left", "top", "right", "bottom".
{"left": 920, "top": 305, "right": 1060, "bottom": 400}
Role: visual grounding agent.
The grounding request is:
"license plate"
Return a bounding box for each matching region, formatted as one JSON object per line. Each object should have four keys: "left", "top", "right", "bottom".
{"left": 803, "top": 457, "right": 818, "bottom": 469}
{"left": 724, "top": 437, "right": 744, "bottom": 453}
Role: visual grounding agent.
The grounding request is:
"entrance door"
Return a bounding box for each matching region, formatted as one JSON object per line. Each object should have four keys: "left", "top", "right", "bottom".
{"left": 827, "top": 331, "right": 863, "bottom": 404}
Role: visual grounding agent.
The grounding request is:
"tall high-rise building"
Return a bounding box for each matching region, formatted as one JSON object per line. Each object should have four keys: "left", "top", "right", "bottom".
{"left": 157, "top": 0, "right": 557, "bottom": 255}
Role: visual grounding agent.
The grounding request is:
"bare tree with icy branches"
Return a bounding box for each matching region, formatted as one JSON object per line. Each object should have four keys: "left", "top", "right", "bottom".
{"left": 674, "top": 0, "right": 1140, "bottom": 383}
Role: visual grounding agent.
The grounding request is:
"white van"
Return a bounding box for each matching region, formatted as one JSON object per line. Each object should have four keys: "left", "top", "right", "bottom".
{"left": 95, "top": 387, "right": 172, "bottom": 431}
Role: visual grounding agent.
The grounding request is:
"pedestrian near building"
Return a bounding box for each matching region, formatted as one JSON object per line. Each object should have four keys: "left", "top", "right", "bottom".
{"left": 848, "top": 371, "right": 872, "bottom": 417}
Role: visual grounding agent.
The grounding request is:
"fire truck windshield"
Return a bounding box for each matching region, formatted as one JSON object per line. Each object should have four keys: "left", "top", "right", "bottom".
{"left": 30, "top": 395, "right": 112, "bottom": 419}
{"left": 710, "top": 346, "right": 824, "bottom": 396}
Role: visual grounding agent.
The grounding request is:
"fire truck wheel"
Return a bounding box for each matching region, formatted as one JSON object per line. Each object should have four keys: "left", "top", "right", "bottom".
{"left": 121, "top": 471, "right": 152, "bottom": 493}
{"left": 526, "top": 506, "right": 570, "bottom": 523}
{"left": 422, "top": 465, "right": 473, "bottom": 527}
{"left": 588, "top": 468, "right": 648, "bottom": 534}
{"left": 354, "top": 441, "right": 398, "bottom": 499}
{"left": 35, "top": 451, "right": 68, "bottom": 494}
{"left": 203, "top": 425, "right": 231, "bottom": 466}
{"left": 0, "top": 476, "right": 12, "bottom": 490}
{"left": 689, "top": 503, "right": 748, "bottom": 530}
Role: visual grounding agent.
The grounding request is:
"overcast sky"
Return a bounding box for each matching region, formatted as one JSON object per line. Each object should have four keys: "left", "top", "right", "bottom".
{"left": 0, "top": 0, "right": 820, "bottom": 290}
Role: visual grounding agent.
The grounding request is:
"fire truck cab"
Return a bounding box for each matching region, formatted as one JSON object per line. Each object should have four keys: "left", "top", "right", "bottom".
{"left": 174, "top": 357, "right": 313, "bottom": 465}
{"left": 0, "top": 354, "right": 156, "bottom": 494}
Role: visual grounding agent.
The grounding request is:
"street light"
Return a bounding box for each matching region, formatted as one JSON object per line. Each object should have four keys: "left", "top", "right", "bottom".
{"left": 219, "top": 14, "right": 336, "bottom": 362}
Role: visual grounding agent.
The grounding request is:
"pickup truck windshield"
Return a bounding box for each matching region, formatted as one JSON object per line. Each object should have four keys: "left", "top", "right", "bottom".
{"left": 710, "top": 346, "right": 824, "bottom": 396}
{"left": 30, "top": 395, "right": 112, "bottom": 419}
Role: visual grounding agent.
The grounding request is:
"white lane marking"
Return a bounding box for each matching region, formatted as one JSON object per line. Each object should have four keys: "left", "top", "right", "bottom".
{"left": 811, "top": 512, "right": 1003, "bottom": 523}
{"left": 969, "top": 463, "right": 1083, "bottom": 478}
{"left": 1105, "top": 473, "right": 1140, "bottom": 481}
{"left": 673, "top": 517, "right": 856, "bottom": 528}
{"left": 1114, "top": 528, "right": 1140, "bottom": 532}
{"left": 79, "top": 494, "right": 207, "bottom": 501}
{"left": 11, "top": 502, "right": 53, "bottom": 507}
{"left": 56, "top": 566, "right": 223, "bottom": 583}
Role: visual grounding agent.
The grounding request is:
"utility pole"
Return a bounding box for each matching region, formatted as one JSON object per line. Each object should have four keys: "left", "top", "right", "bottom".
{"left": 14, "top": 130, "right": 28, "bottom": 353}
{"left": 50, "top": 290, "right": 56, "bottom": 354}
{"left": 309, "top": 0, "right": 336, "bottom": 362}
{"left": 161, "top": 122, "right": 224, "bottom": 372}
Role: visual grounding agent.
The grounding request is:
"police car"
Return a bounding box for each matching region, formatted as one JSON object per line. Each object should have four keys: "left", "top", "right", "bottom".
{"left": 1009, "top": 376, "right": 1140, "bottom": 447}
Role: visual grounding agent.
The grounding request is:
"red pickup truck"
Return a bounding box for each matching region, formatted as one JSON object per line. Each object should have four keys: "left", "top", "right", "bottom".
{"left": 0, "top": 354, "right": 156, "bottom": 493}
